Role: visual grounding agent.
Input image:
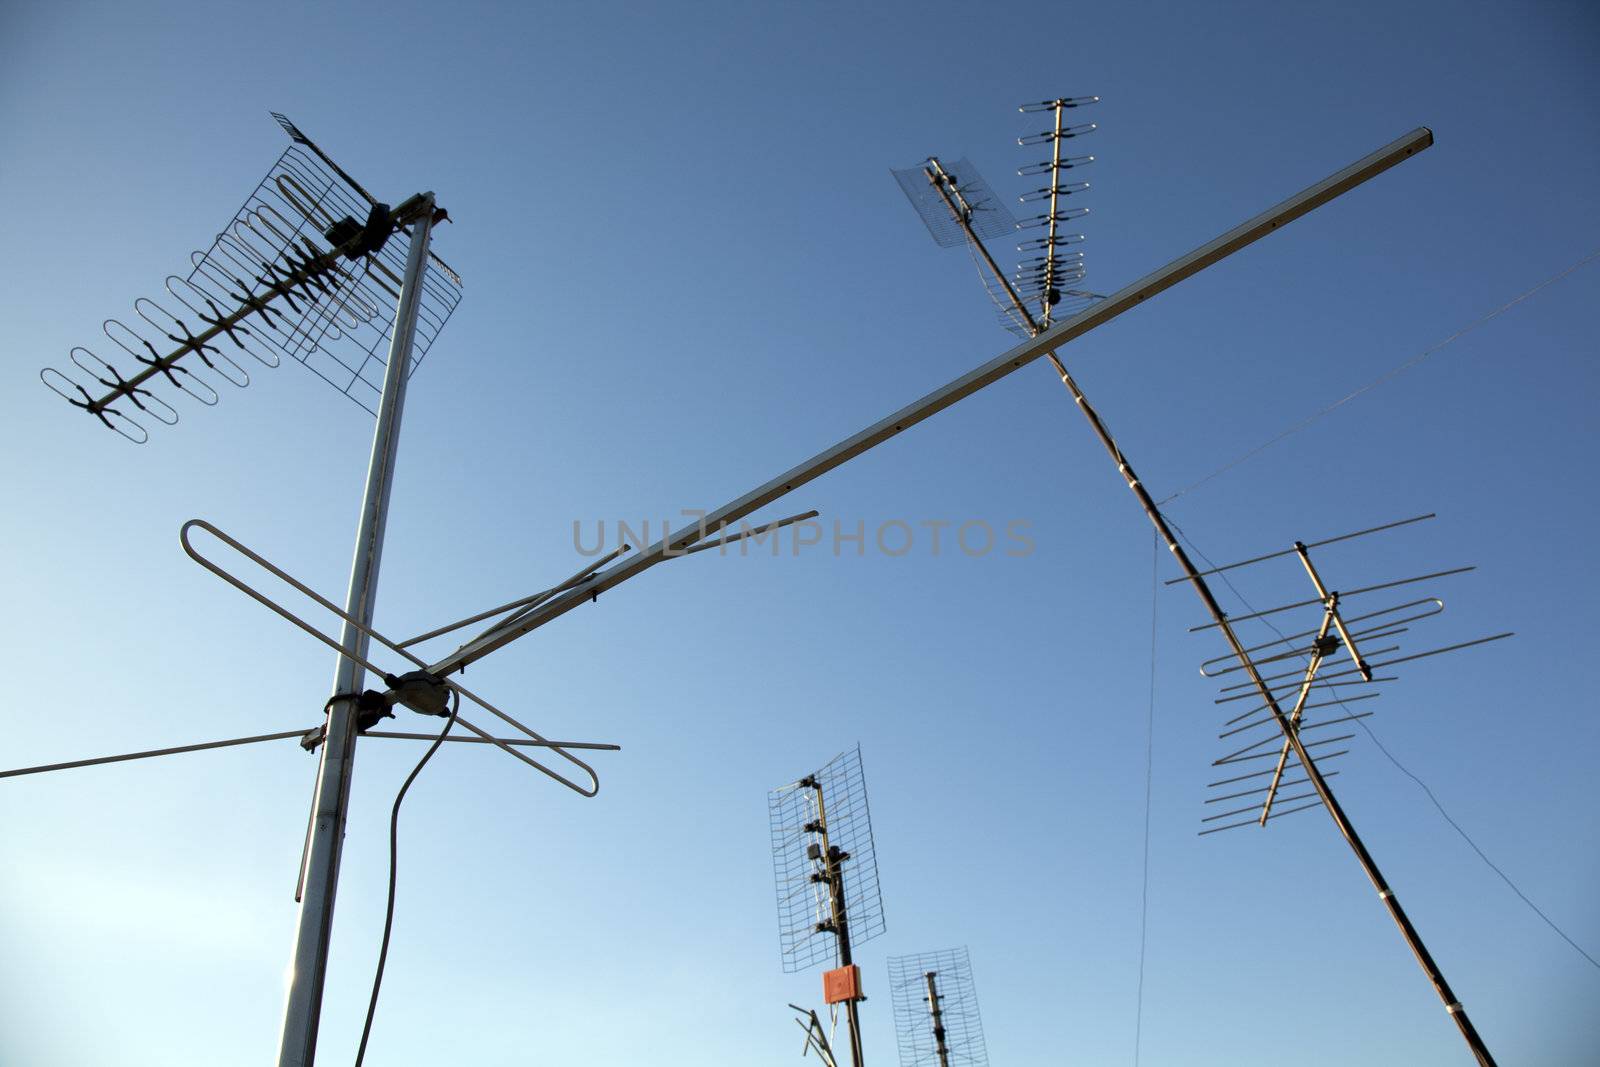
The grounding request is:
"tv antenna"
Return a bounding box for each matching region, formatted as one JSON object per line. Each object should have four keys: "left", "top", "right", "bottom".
{"left": 1194, "top": 513, "right": 1511, "bottom": 834}
{"left": 25, "top": 107, "right": 1443, "bottom": 1061}
{"left": 897, "top": 100, "right": 1498, "bottom": 1064}
{"left": 770, "top": 745, "right": 887, "bottom": 1067}
{"left": 887, "top": 947, "right": 988, "bottom": 1067}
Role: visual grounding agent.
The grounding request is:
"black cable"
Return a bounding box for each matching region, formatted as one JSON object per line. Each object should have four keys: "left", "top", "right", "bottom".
{"left": 1167, "top": 516, "right": 1600, "bottom": 974}
{"left": 354, "top": 689, "right": 460, "bottom": 1066}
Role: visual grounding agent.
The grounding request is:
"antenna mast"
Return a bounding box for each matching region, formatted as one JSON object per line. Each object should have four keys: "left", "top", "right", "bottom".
{"left": 806, "top": 771, "right": 867, "bottom": 1067}
{"left": 278, "top": 196, "right": 435, "bottom": 1067}
{"left": 771, "top": 747, "right": 887, "bottom": 1067}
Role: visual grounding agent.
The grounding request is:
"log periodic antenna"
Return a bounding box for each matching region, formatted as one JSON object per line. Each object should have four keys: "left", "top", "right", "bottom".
{"left": 40, "top": 113, "right": 462, "bottom": 440}
{"left": 1190, "top": 513, "right": 1512, "bottom": 834}
{"left": 887, "top": 948, "right": 988, "bottom": 1067}
{"left": 770, "top": 745, "right": 886, "bottom": 1067}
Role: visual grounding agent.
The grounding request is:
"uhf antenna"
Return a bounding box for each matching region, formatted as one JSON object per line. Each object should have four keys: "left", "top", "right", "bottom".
{"left": 41, "top": 113, "right": 461, "bottom": 440}
{"left": 887, "top": 948, "right": 988, "bottom": 1067}
{"left": 893, "top": 96, "right": 1100, "bottom": 339}
{"left": 770, "top": 746, "right": 887, "bottom": 1067}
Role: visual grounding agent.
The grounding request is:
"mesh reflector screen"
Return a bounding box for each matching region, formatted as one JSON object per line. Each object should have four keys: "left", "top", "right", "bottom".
{"left": 769, "top": 745, "right": 886, "bottom": 973}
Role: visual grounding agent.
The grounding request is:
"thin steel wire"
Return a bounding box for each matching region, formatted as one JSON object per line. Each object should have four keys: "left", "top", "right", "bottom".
{"left": 1134, "top": 529, "right": 1156, "bottom": 1066}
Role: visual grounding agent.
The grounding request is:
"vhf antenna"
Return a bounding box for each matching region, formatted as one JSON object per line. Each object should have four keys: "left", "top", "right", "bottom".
{"left": 771, "top": 746, "right": 887, "bottom": 1067}
{"left": 1192, "top": 513, "right": 1511, "bottom": 834}
{"left": 897, "top": 102, "right": 1499, "bottom": 1064}
{"left": 887, "top": 948, "right": 988, "bottom": 1067}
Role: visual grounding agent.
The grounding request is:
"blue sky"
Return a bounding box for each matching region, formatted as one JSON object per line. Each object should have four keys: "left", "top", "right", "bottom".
{"left": 2, "top": 1, "right": 1597, "bottom": 1064}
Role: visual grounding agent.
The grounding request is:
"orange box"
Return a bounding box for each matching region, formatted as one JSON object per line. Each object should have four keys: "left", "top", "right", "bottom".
{"left": 823, "top": 964, "right": 862, "bottom": 1004}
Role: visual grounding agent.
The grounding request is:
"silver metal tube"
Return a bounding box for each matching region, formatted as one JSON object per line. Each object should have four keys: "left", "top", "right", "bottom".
{"left": 277, "top": 196, "right": 435, "bottom": 1067}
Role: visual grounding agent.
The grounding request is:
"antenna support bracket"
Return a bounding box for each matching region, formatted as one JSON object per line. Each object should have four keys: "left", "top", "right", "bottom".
{"left": 383, "top": 669, "right": 452, "bottom": 717}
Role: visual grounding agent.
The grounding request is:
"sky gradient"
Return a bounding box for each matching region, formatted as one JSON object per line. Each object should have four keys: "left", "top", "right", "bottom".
{"left": 2, "top": 2, "right": 1597, "bottom": 1064}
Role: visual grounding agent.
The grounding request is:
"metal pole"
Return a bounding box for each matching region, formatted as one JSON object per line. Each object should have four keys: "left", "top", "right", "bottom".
{"left": 811, "top": 781, "right": 866, "bottom": 1067}
{"left": 277, "top": 196, "right": 436, "bottom": 1067}
{"left": 1039, "top": 99, "right": 1066, "bottom": 329}
{"left": 1048, "top": 360, "right": 1497, "bottom": 1066}
{"left": 924, "top": 971, "right": 951, "bottom": 1067}
{"left": 1259, "top": 606, "right": 1334, "bottom": 823}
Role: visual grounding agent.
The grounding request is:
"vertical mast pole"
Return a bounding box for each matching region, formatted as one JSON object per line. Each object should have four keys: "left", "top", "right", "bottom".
{"left": 810, "top": 780, "right": 866, "bottom": 1067}
{"left": 924, "top": 971, "right": 951, "bottom": 1067}
{"left": 278, "top": 196, "right": 437, "bottom": 1067}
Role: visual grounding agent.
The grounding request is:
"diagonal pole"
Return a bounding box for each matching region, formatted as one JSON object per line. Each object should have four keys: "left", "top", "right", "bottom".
{"left": 277, "top": 196, "right": 436, "bottom": 1067}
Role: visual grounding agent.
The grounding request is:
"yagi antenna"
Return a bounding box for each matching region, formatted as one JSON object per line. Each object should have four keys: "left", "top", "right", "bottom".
{"left": 887, "top": 948, "right": 989, "bottom": 1067}
{"left": 40, "top": 113, "right": 462, "bottom": 441}
{"left": 770, "top": 745, "right": 886, "bottom": 1067}
{"left": 1192, "top": 514, "right": 1512, "bottom": 834}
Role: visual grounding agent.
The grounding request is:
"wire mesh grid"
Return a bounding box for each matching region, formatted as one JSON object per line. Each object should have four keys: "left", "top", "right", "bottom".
{"left": 769, "top": 745, "right": 887, "bottom": 973}
{"left": 891, "top": 158, "right": 1019, "bottom": 249}
{"left": 887, "top": 947, "right": 989, "bottom": 1067}
{"left": 184, "top": 138, "right": 462, "bottom": 415}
